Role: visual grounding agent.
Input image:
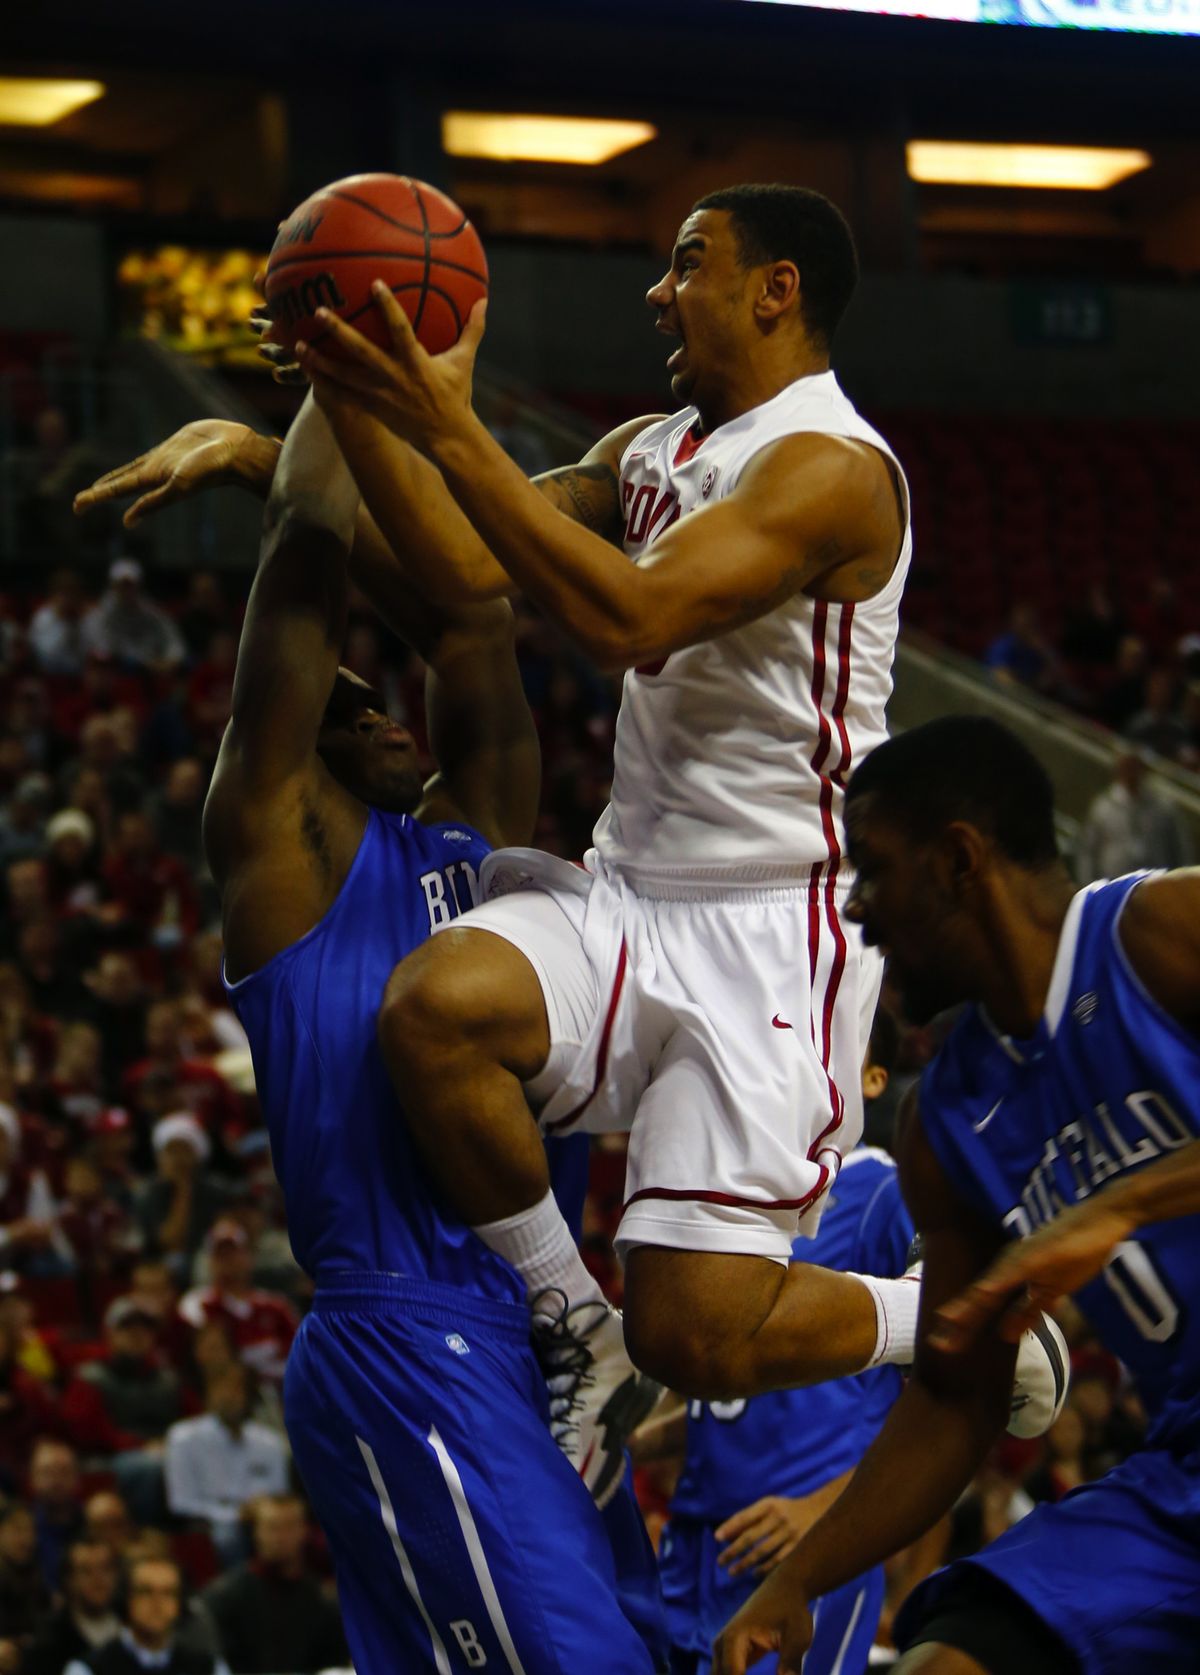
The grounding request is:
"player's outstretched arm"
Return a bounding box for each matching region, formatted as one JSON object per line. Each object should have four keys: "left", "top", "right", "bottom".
{"left": 297, "top": 286, "right": 898, "bottom": 669}
{"left": 203, "top": 393, "right": 358, "bottom": 881}
{"left": 712, "top": 1095, "right": 1017, "bottom": 1675}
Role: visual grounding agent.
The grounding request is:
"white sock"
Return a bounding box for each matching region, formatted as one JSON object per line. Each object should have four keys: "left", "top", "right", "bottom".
{"left": 849, "top": 1268, "right": 923, "bottom": 1368}
{"left": 475, "top": 1190, "right": 608, "bottom": 1317}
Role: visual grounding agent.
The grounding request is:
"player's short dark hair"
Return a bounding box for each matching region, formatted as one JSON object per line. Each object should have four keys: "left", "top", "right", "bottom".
{"left": 692, "top": 184, "right": 859, "bottom": 347}
{"left": 845, "top": 717, "right": 1059, "bottom": 868}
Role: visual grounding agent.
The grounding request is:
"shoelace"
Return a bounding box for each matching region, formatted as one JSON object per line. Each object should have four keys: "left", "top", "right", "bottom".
{"left": 530, "top": 1290, "right": 609, "bottom": 1446}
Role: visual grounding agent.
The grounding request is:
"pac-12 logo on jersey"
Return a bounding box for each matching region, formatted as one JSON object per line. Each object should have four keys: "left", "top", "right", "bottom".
{"left": 420, "top": 860, "right": 480, "bottom": 930}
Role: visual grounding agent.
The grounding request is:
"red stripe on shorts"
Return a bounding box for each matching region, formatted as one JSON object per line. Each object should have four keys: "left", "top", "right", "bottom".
{"left": 543, "top": 938, "right": 629, "bottom": 1135}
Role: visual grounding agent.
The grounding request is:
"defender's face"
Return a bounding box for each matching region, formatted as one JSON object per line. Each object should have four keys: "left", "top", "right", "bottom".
{"left": 844, "top": 796, "right": 968, "bottom": 1026}
{"left": 317, "top": 669, "right": 423, "bottom": 814}
{"left": 646, "top": 209, "right": 756, "bottom": 410}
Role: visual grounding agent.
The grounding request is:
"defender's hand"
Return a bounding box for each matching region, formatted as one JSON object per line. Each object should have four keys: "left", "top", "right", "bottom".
{"left": 294, "top": 282, "right": 486, "bottom": 453}
{"left": 74, "top": 420, "right": 268, "bottom": 527}
{"left": 712, "top": 1561, "right": 815, "bottom": 1675}
{"left": 932, "top": 1196, "right": 1135, "bottom": 1352}
{"left": 716, "top": 1496, "right": 816, "bottom": 1578}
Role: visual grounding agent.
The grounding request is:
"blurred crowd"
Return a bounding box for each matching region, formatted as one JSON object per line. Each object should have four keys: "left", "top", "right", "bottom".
{"left": 984, "top": 585, "right": 1200, "bottom": 769}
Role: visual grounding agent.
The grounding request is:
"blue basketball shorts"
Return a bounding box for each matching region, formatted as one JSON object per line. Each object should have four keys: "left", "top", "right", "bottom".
{"left": 660, "top": 1514, "right": 885, "bottom": 1675}
{"left": 284, "top": 1275, "right": 659, "bottom": 1674}
{"left": 896, "top": 1441, "right": 1200, "bottom": 1675}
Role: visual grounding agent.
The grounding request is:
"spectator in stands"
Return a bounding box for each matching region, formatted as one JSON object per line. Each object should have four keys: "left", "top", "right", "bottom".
{"left": 42, "top": 1020, "right": 107, "bottom": 1130}
{"left": 62, "top": 713, "right": 147, "bottom": 819}
{"left": 81, "top": 561, "right": 186, "bottom": 676}
{"left": 153, "top": 760, "right": 209, "bottom": 875}
{"left": 56, "top": 1154, "right": 139, "bottom": 1284}
{"left": 102, "top": 813, "right": 201, "bottom": 951}
{"left": 1, "top": 857, "right": 50, "bottom": 958}
{"left": 0, "top": 1272, "right": 58, "bottom": 1384}
{"left": 45, "top": 809, "right": 104, "bottom": 917}
{"left": 0, "top": 1104, "right": 57, "bottom": 1273}
{"left": 82, "top": 954, "right": 146, "bottom": 1094}
{"left": 18, "top": 913, "right": 92, "bottom": 1022}
{"left": 123, "top": 1003, "right": 240, "bottom": 1145}
{"left": 186, "top": 633, "right": 237, "bottom": 757}
{"left": 0, "top": 1499, "right": 51, "bottom": 1664}
{"left": 29, "top": 1438, "right": 84, "bottom": 1592}
{"left": 164, "top": 1364, "right": 289, "bottom": 1567}
{"left": 984, "top": 601, "right": 1063, "bottom": 695}
{"left": 180, "top": 1220, "right": 296, "bottom": 1387}
{"left": 1060, "top": 579, "right": 1124, "bottom": 672}
{"left": 65, "top": 766, "right": 115, "bottom": 855}
{"left": 65, "top": 1554, "right": 229, "bottom": 1675}
{"left": 6, "top": 678, "right": 54, "bottom": 772}
{"left": 29, "top": 569, "right": 91, "bottom": 678}
{"left": 0, "top": 1317, "right": 60, "bottom": 1491}
{"left": 63, "top": 1295, "right": 183, "bottom": 1456}
{"left": 88, "top": 1109, "right": 138, "bottom": 1213}
{"left": 82, "top": 1492, "right": 137, "bottom": 1559}
{"left": 177, "top": 574, "right": 232, "bottom": 663}
{"left": 136, "top": 1115, "right": 232, "bottom": 1272}
{"left": 0, "top": 775, "right": 52, "bottom": 868}
{"left": 1124, "top": 665, "right": 1190, "bottom": 763}
{"left": 200, "top": 1494, "right": 347, "bottom": 1673}
{"left": 22, "top": 1538, "right": 122, "bottom": 1675}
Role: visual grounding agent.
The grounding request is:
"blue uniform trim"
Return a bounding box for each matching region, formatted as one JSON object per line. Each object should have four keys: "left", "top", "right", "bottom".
{"left": 312, "top": 1272, "right": 533, "bottom": 1340}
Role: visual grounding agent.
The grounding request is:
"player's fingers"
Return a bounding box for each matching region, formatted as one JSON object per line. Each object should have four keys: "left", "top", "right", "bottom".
{"left": 309, "top": 306, "right": 402, "bottom": 382}
{"left": 123, "top": 480, "right": 181, "bottom": 528}
{"left": 454, "top": 297, "right": 487, "bottom": 364}
{"left": 715, "top": 1501, "right": 771, "bottom": 1543}
{"left": 74, "top": 458, "right": 151, "bottom": 508}
{"left": 999, "top": 1287, "right": 1057, "bottom": 1343}
{"left": 294, "top": 339, "right": 379, "bottom": 396}
{"left": 370, "top": 280, "right": 422, "bottom": 363}
{"left": 929, "top": 1272, "right": 1025, "bottom": 1352}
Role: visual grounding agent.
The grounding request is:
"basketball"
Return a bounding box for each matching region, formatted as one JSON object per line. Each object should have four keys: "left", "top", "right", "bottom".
{"left": 264, "top": 173, "right": 488, "bottom": 357}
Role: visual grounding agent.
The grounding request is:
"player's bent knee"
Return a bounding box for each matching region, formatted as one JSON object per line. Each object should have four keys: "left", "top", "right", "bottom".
{"left": 379, "top": 927, "right": 552, "bottom": 1087}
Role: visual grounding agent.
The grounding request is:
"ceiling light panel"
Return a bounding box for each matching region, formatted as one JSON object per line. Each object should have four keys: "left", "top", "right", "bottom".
{"left": 907, "top": 141, "right": 1151, "bottom": 190}
{"left": 0, "top": 78, "right": 106, "bottom": 127}
{"left": 442, "top": 112, "right": 657, "bottom": 166}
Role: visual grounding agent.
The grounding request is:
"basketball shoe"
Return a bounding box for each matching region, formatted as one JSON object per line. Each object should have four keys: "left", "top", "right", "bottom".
{"left": 532, "top": 1292, "right": 663, "bottom": 1509}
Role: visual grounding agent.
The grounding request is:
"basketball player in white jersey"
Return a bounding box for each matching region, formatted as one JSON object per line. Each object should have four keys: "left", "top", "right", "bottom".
{"left": 291, "top": 184, "right": 922, "bottom": 1502}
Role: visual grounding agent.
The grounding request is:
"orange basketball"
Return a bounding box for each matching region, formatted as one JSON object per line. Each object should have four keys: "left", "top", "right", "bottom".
{"left": 264, "top": 173, "right": 488, "bottom": 357}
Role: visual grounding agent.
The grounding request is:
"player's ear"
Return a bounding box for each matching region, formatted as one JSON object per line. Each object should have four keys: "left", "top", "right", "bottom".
{"left": 861, "top": 1062, "right": 888, "bottom": 1102}
{"left": 754, "top": 261, "right": 801, "bottom": 325}
{"left": 942, "top": 820, "right": 988, "bottom": 896}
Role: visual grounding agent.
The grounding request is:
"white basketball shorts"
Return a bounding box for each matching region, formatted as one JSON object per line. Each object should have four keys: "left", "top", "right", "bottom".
{"left": 436, "top": 848, "right": 884, "bottom": 1264}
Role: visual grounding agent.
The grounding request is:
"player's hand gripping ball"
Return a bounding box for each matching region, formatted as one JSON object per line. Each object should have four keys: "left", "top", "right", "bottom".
{"left": 264, "top": 173, "right": 488, "bottom": 357}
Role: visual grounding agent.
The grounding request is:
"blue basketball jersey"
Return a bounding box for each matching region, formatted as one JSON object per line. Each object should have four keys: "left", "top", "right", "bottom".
{"left": 670, "top": 1149, "right": 911, "bottom": 1522}
{"left": 226, "top": 808, "right": 524, "bottom": 1304}
{"left": 919, "top": 874, "right": 1200, "bottom": 1445}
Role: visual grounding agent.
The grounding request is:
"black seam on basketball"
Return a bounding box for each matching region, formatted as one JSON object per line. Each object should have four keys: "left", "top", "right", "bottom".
{"left": 335, "top": 280, "right": 463, "bottom": 341}
{"left": 313, "top": 186, "right": 470, "bottom": 241}
{"left": 412, "top": 181, "right": 432, "bottom": 337}
{"left": 266, "top": 250, "right": 487, "bottom": 285}
{"left": 323, "top": 187, "right": 425, "bottom": 237}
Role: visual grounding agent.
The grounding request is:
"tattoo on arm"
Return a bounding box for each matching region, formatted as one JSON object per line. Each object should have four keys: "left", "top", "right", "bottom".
{"left": 536, "top": 463, "right": 624, "bottom": 542}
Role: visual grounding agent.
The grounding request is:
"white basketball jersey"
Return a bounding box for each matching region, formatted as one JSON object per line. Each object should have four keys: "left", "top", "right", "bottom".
{"left": 590, "top": 371, "right": 911, "bottom": 885}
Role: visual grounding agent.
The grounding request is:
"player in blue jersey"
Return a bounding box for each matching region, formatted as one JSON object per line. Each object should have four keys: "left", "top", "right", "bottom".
{"left": 76, "top": 397, "right": 664, "bottom": 1673}
{"left": 643, "top": 1006, "right": 1064, "bottom": 1675}
{"left": 714, "top": 715, "right": 1200, "bottom": 1675}
{"left": 644, "top": 1144, "right": 910, "bottom": 1675}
